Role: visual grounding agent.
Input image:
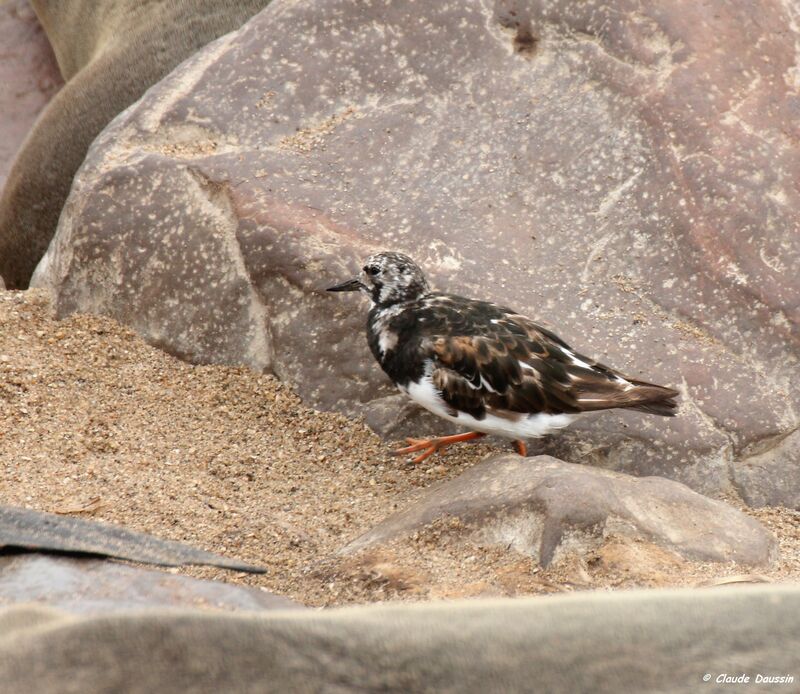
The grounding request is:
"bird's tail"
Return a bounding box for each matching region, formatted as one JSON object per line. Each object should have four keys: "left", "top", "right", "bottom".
{"left": 572, "top": 377, "right": 680, "bottom": 416}
{"left": 623, "top": 380, "right": 680, "bottom": 417}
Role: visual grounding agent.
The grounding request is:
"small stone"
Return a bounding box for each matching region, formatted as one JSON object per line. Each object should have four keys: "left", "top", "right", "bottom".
{"left": 341, "top": 455, "right": 777, "bottom": 568}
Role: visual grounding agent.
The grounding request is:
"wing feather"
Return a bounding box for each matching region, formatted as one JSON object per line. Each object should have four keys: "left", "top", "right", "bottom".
{"left": 423, "top": 305, "right": 677, "bottom": 418}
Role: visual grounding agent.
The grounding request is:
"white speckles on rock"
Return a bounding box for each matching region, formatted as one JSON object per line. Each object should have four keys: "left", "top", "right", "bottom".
{"left": 34, "top": 0, "right": 800, "bottom": 502}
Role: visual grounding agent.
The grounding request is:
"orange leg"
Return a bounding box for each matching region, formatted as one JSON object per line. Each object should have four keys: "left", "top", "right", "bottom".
{"left": 514, "top": 440, "right": 528, "bottom": 457}
{"left": 391, "top": 431, "right": 486, "bottom": 464}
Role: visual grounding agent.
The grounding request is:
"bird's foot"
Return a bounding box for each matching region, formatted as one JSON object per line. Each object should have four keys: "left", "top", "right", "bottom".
{"left": 391, "top": 431, "right": 486, "bottom": 464}
{"left": 514, "top": 440, "right": 528, "bottom": 457}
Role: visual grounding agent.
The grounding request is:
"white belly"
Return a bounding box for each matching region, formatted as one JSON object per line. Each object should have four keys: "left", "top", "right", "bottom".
{"left": 400, "top": 374, "right": 575, "bottom": 440}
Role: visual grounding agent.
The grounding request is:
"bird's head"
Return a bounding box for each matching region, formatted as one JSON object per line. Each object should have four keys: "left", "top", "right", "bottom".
{"left": 327, "top": 251, "right": 430, "bottom": 307}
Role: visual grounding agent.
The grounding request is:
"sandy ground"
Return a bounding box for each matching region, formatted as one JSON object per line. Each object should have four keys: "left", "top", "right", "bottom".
{"left": 1, "top": 289, "right": 799, "bottom": 607}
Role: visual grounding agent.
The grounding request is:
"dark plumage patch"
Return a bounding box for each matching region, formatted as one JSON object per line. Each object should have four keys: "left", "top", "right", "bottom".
{"left": 368, "top": 293, "right": 679, "bottom": 420}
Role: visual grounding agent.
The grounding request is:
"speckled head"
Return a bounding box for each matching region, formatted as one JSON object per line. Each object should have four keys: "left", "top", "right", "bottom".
{"left": 327, "top": 251, "right": 430, "bottom": 306}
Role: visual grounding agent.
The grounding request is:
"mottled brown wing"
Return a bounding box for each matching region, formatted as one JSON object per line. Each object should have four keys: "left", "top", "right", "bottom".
{"left": 426, "top": 311, "right": 678, "bottom": 417}
{"left": 425, "top": 316, "right": 587, "bottom": 418}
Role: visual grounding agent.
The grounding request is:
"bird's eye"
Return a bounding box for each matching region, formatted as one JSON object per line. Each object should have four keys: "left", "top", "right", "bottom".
{"left": 363, "top": 265, "right": 379, "bottom": 276}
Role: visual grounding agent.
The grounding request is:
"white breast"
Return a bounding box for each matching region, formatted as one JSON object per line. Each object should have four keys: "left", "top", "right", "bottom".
{"left": 372, "top": 304, "right": 404, "bottom": 355}
{"left": 378, "top": 329, "right": 398, "bottom": 354}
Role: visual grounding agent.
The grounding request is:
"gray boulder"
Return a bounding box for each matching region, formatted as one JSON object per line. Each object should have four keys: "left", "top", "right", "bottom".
{"left": 35, "top": 0, "right": 800, "bottom": 499}
{"left": 342, "top": 455, "right": 777, "bottom": 567}
{"left": 733, "top": 429, "right": 800, "bottom": 508}
{"left": 0, "top": 554, "right": 299, "bottom": 614}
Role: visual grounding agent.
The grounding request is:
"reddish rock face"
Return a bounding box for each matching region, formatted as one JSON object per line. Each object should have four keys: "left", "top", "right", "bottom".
{"left": 36, "top": 0, "right": 800, "bottom": 501}
{"left": 0, "top": 0, "right": 62, "bottom": 189}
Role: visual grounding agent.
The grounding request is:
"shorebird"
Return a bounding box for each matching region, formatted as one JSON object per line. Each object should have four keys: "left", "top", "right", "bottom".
{"left": 328, "top": 252, "right": 678, "bottom": 463}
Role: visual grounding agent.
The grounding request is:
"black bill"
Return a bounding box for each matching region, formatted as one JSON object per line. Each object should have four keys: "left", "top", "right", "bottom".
{"left": 326, "top": 278, "right": 363, "bottom": 292}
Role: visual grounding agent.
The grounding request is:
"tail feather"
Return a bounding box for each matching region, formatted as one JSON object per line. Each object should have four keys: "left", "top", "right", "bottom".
{"left": 629, "top": 398, "right": 679, "bottom": 416}
{"left": 573, "top": 378, "right": 679, "bottom": 416}
{"left": 624, "top": 380, "right": 679, "bottom": 417}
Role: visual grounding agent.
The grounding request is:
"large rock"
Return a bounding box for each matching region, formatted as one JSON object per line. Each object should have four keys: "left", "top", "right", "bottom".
{"left": 0, "top": 554, "right": 298, "bottom": 614}
{"left": 2, "top": 587, "right": 800, "bottom": 692}
{"left": 35, "top": 0, "right": 800, "bottom": 500}
{"left": 0, "top": 0, "right": 62, "bottom": 189}
{"left": 341, "top": 455, "right": 777, "bottom": 567}
{"left": 733, "top": 430, "right": 800, "bottom": 508}
{"left": 0, "top": 0, "right": 274, "bottom": 289}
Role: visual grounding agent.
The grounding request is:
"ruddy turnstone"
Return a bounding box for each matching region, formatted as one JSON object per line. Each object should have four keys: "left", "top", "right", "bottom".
{"left": 328, "top": 252, "right": 679, "bottom": 463}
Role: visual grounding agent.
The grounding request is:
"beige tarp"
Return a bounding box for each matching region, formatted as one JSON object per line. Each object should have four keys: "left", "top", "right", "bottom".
{"left": 1, "top": 585, "right": 798, "bottom": 693}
